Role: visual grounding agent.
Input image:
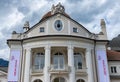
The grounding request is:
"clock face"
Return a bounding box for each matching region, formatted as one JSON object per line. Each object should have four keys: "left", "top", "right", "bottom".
{"left": 54, "top": 20, "right": 63, "bottom": 31}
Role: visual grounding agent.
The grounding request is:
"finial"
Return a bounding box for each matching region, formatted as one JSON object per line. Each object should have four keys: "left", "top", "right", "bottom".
{"left": 23, "top": 21, "right": 30, "bottom": 32}
{"left": 12, "top": 31, "right": 17, "bottom": 34}
{"left": 23, "top": 21, "right": 29, "bottom": 28}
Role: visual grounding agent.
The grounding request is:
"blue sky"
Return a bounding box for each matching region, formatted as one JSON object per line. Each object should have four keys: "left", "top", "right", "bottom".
{"left": 0, "top": 0, "right": 120, "bottom": 60}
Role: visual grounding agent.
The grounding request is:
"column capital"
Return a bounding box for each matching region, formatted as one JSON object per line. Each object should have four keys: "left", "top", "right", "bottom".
{"left": 67, "top": 45, "right": 74, "bottom": 50}
{"left": 44, "top": 45, "right": 51, "bottom": 50}
{"left": 86, "top": 48, "right": 91, "bottom": 52}
{"left": 26, "top": 48, "right": 31, "bottom": 52}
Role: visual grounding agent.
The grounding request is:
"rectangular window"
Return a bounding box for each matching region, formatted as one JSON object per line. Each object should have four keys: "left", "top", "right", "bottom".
{"left": 74, "top": 53, "right": 82, "bottom": 69}
{"left": 34, "top": 53, "right": 45, "bottom": 70}
{"left": 73, "top": 27, "right": 78, "bottom": 33}
{"left": 111, "top": 66, "right": 117, "bottom": 73}
{"left": 40, "top": 27, "right": 44, "bottom": 32}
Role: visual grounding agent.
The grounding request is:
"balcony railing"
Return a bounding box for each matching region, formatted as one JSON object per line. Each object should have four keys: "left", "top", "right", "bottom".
{"left": 75, "top": 67, "right": 87, "bottom": 75}
{"left": 49, "top": 65, "right": 70, "bottom": 73}
{"left": 32, "top": 65, "right": 44, "bottom": 73}
{"left": 31, "top": 65, "right": 87, "bottom": 75}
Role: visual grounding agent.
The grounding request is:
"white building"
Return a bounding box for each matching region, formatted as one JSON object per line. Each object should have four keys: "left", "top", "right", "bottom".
{"left": 7, "top": 3, "right": 110, "bottom": 82}
{"left": 0, "top": 67, "right": 7, "bottom": 82}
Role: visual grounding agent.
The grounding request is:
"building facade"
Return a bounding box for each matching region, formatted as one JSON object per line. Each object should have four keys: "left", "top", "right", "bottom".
{"left": 7, "top": 3, "right": 109, "bottom": 82}
{"left": 107, "top": 35, "right": 120, "bottom": 82}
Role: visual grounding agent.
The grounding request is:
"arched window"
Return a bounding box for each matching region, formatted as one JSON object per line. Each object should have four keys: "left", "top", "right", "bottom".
{"left": 74, "top": 53, "right": 82, "bottom": 69}
{"left": 53, "top": 52, "right": 64, "bottom": 69}
{"left": 76, "top": 79, "right": 85, "bottom": 82}
{"left": 34, "top": 79, "right": 42, "bottom": 82}
{"left": 34, "top": 52, "right": 45, "bottom": 69}
{"left": 54, "top": 77, "right": 65, "bottom": 82}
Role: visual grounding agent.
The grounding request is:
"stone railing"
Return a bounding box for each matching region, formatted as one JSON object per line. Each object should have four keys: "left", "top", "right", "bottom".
{"left": 49, "top": 65, "right": 70, "bottom": 73}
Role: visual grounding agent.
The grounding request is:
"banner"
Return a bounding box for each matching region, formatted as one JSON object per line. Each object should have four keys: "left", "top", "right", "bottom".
{"left": 8, "top": 50, "right": 21, "bottom": 82}
{"left": 96, "top": 50, "right": 110, "bottom": 82}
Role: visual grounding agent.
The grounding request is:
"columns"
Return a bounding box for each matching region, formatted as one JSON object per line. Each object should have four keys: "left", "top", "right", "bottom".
{"left": 68, "top": 45, "right": 75, "bottom": 82}
{"left": 44, "top": 45, "right": 51, "bottom": 82}
{"left": 86, "top": 49, "right": 94, "bottom": 82}
{"left": 24, "top": 48, "right": 31, "bottom": 82}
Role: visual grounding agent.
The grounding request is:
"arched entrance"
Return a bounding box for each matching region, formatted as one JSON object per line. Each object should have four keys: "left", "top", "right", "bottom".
{"left": 53, "top": 77, "right": 65, "bottom": 82}
{"left": 34, "top": 79, "right": 42, "bottom": 82}
{"left": 76, "top": 79, "right": 85, "bottom": 82}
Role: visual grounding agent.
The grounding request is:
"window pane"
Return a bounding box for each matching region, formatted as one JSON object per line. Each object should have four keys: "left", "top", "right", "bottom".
{"left": 73, "top": 27, "right": 78, "bottom": 33}
{"left": 40, "top": 27, "right": 44, "bottom": 32}
{"left": 40, "top": 56, "right": 44, "bottom": 69}
{"left": 111, "top": 67, "right": 114, "bottom": 73}
{"left": 59, "top": 56, "right": 64, "bottom": 69}
{"left": 34, "top": 56, "right": 40, "bottom": 69}
{"left": 111, "top": 66, "right": 117, "bottom": 73}
{"left": 74, "top": 53, "right": 82, "bottom": 69}
{"left": 114, "top": 67, "right": 117, "bottom": 73}
{"left": 53, "top": 56, "right": 58, "bottom": 69}
{"left": 53, "top": 52, "right": 65, "bottom": 70}
{"left": 74, "top": 56, "right": 78, "bottom": 69}
{"left": 34, "top": 53, "right": 45, "bottom": 69}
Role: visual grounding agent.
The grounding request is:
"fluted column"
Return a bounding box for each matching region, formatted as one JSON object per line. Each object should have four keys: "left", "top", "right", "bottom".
{"left": 24, "top": 48, "right": 31, "bottom": 82}
{"left": 86, "top": 49, "right": 94, "bottom": 82}
{"left": 44, "top": 45, "right": 50, "bottom": 82}
{"left": 68, "top": 45, "right": 75, "bottom": 82}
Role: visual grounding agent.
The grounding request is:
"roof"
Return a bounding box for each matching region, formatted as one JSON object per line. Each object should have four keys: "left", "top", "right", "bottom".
{"left": 107, "top": 50, "right": 120, "bottom": 61}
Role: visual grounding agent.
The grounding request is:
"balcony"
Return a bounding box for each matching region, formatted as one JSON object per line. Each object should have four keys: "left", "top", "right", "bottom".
{"left": 31, "top": 65, "right": 44, "bottom": 75}
{"left": 49, "top": 65, "right": 70, "bottom": 74}
{"left": 75, "top": 66, "right": 87, "bottom": 76}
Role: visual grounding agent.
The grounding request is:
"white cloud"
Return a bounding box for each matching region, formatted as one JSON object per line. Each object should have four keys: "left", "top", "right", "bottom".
{"left": 0, "top": 32, "right": 4, "bottom": 39}
{"left": 0, "top": 0, "right": 120, "bottom": 60}
{"left": 0, "top": 48, "right": 10, "bottom": 60}
{"left": 20, "top": 0, "right": 48, "bottom": 14}
{"left": 0, "top": 8, "right": 25, "bottom": 30}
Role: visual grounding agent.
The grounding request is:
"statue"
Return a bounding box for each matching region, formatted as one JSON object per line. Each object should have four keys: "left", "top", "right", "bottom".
{"left": 51, "top": 2, "right": 65, "bottom": 14}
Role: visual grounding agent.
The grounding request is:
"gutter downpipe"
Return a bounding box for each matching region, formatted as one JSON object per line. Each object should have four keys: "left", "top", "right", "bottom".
{"left": 20, "top": 39, "right": 23, "bottom": 82}
{"left": 94, "top": 34, "right": 99, "bottom": 82}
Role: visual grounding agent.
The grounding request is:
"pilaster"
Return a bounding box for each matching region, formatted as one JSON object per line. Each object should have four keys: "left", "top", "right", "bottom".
{"left": 86, "top": 48, "right": 94, "bottom": 82}
{"left": 44, "top": 45, "right": 51, "bottom": 82}
{"left": 24, "top": 48, "right": 31, "bottom": 82}
{"left": 68, "top": 45, "right": 75, "bottom": 82}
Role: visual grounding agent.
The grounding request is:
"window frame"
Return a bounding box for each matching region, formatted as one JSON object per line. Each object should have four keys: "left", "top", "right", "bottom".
{"left": 40, "top": 27, "right": 45, "bottom": 32}
{"left": 73, "top": 27, "right": 78, "bottom": 33}
{"left": 53, "top": 52, "right": 65, "bottom": 70}
{"left": 34, "top": 52, "right": 45, "bottom": 70}
{"left": 74, "top": 53, "right": 82, "bottom": 69}
{"left": 111, "top": 66, "right": 117, "bottom": 73}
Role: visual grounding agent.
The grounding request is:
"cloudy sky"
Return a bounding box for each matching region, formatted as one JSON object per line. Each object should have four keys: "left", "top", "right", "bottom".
{"left": 0, "top": 0, "right": 120, "bottom": 60}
